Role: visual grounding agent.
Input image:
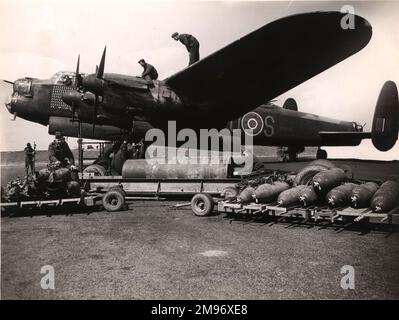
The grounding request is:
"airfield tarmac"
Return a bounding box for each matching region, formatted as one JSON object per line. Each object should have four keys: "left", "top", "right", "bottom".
{"left": 1, "top": 159, "right": 399, "bottom": 299}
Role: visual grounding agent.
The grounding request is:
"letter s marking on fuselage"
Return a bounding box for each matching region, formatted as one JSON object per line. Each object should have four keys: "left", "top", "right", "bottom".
{"left": 264, "top": 115, "right": 275, "bottom": 137}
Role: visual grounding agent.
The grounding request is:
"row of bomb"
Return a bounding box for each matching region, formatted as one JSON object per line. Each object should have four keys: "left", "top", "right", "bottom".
{"left": 236, "top": 161, "right": 399, "bottom": 214}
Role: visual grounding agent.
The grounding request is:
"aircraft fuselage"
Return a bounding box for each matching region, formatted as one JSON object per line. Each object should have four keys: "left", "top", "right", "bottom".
{"left": 6, "top": 71, "right": 363, "bottom": 148}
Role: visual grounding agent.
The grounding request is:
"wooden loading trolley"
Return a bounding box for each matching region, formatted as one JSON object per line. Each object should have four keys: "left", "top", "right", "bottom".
{"left": 217, "top": 201, "right": 399, "bottom": 226}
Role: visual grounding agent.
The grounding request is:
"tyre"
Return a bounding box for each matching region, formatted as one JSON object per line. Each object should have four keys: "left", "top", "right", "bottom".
{"left": 288, "top": 150, "right": 297, "bottom": 162}
{"left": 316, "top": 149, "right": 328, "bottom": 159}
{"left": 191, "top": 193, "right": 214, "bottom": 217}
{"left": 83, "top": 164, "right": 107, "bottom": 176}
{"left": 102, "top": 190, "right": 125, "bottom": 212}
{"left": 108, "top": 186, "right": 126, "bottom": 197}
{"left": 222, "top": 186, "right": 238, "bottom": 200}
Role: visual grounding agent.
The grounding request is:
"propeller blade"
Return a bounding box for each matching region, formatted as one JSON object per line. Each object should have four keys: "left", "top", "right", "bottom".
{"left": 3, "top": 80, "right": 14, "bottom": 85}
{"left": 92, "top": 95, "right": 98, "bottom": 134}
{"left": 11, "top": 112, "right": 17, "bottom": 121}
{"left": 97, "top": 46, "right": 106, "bottom": 79}
{"left": 71, "top": 103, "right": 76, "bottom": 122}
{"left": 74, "top": 54, "right": 81, "bottom": 88}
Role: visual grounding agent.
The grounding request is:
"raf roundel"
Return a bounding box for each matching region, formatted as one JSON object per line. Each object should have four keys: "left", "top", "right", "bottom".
{"left": 241, "top": 112, "right": 264, "bottom": 136}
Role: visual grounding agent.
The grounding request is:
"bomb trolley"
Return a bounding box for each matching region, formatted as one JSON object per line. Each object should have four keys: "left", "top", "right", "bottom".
{"left": 0, "top": 193, "right": 103, "bottom": 214}
{"left": 217, "top": 201, "right": 399, "bottom": 226}
{"left": 81, "top": 174, "right": 240, "bottom": 213}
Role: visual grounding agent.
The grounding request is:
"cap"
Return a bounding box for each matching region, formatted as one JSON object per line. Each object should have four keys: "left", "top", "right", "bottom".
{"left": 55, "top": 131, "right": 63, "bottom": 139}
{"left": 138, "top": 59, "right": 145, "bottom": 64}
{"left": 171, "top": 32, "right": 179, "bottom": 38}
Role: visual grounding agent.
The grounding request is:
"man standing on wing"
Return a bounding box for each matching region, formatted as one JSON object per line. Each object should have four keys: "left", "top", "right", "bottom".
{"left": 171, "top": 32, "right": 200, "bottom": 66}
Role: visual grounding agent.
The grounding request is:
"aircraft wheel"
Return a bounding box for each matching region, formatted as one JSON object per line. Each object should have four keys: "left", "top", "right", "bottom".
{"left": 288, "top": 151, "right": 297, "bottom": 162}
{"left": 102, "top": 190, "right": 125, "bottom": 212}
{"left": 316, "top": 149, "right": 328, "bottom": 159}
{"left": 191, "top": 193, "right": 214, "bottom": 217}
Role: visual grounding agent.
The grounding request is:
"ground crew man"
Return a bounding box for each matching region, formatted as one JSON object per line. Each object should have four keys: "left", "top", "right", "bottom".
{"left": 24, "top": 143, "right": 35, "bottom": 175}
{"left": 138, "top": 59, "right": 158, "bottom": 81}
{"left": 48, "top": 132, "right": 75, "bottom": 167}
{"left": 171, "top": 32, "right": 200, "bottom": 66}
{"left": 138, "top": 139, "right": 147, "bottom": 159}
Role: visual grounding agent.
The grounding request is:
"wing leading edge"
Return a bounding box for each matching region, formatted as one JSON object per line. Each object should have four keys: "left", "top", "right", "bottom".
{"left": 165, "top": 11, "right": 372, "bottom": 121}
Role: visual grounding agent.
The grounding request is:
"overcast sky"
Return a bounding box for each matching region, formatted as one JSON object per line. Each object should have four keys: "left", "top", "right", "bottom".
{"left": 0, "top": 0, "right": 398, "bottom": 160}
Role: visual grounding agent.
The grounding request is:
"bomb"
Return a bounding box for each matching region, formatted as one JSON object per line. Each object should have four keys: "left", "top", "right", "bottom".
{"left": 299, "top": 186, "right": 319, "bottom": 206}
{"left": 66, "top": 181, "right": 81, "bottom": 197}
{"left": 350, "top": 182, "right": 379, "bottom": 208}
{"left": 293, "top": 165, "right": 328, "bottom": 186}
{"left": 254, "top": 181, "right": 290, "bottom": 203}
{"left": 326, "top": 183, "right": 357, "bottom": 208}
{"left": 277, "top": 185, "right": 308, "bottom": 207}
{"left": 237, "top": 187, "right": 255, "bottom": 203}
{"left": 371, "top": 180, "right": 399, "bottom": 213}
{"left": 307, "top": 159, "right": 336, "bottom": 169}
{"left": 312, "top": 168, "right": 346, "bottom": 193}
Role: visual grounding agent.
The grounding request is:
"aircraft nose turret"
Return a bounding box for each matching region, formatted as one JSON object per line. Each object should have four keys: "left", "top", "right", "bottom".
{"left": 5, "top": 94, "right": 12, "bottom": 113}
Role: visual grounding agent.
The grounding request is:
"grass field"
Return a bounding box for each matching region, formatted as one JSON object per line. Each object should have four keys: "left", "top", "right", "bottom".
{"left": 1, "top": 157, "right": 399, "bottom": 299}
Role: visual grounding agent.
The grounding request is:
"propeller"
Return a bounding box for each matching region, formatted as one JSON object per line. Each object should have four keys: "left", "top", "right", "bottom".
{"left": 3, "top": 80, "right": 14, "bottom": 85}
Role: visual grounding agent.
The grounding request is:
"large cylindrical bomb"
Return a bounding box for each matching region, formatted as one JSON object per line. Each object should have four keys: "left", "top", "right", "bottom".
{"left": 122, "top": 160, "right": 231, "bottom": 179}
{"left": 237, "top": 187, "right": 255, "bottom": 203}
{"left": 299, "top": 186, "right": 319, "bottom": 206}
{"left": 277, "top": 185, "right": 307, "bottom": 207}
{"left": 312, "top": 168, "right": 346, "bottom": 193}
{"left": 326, "top": 183, "right": 357, "bottom": 208}
{"left": 254, "top": 181, "right": 290, "bottom": 203}
{"left": 52, "top": 168, "right": 72, "bottom": 182}
{"left": 307, "top": 159, "right": 336, "bottom": 169}
{"left": 371, "top": 180, "right": 399, "bottom": 213}
{"left": 37, "top": 168, "right": 51, "bottom": 183}
{"left": 350, "top": 182, "right": 379, "bottom": 208}
{"left": 293, "top": 165, "right": 328, "bottom": 186}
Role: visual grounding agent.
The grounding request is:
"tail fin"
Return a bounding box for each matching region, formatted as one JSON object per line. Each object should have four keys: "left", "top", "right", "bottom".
{"left": 282, "top": 98, "right": 298, "bottom": 111}
{"left": 371, "top": 81, "right": 399, "bottom": 151}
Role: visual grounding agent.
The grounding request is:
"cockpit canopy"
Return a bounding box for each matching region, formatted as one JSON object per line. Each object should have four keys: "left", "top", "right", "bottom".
{"left": 50, "top": 71, "right": 86, "bottom": 85}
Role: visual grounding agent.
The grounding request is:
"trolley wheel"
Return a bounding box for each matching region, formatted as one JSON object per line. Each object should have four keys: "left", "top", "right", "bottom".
{"left": 191, "top": 193, "right": 214, "bottom": 217}
{"left": 102, "top": 190, "right": 125, "bottom": 212}
{"left": 108, "top": 186, "right": 126, "bottom": 197}
{"left": 222, "top": 186, "right": 238, "bottom": 200}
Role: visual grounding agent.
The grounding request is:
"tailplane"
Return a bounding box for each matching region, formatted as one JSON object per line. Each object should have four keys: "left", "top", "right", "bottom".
{"left": 371, "top": 80, "right": 399, "bottom": 151}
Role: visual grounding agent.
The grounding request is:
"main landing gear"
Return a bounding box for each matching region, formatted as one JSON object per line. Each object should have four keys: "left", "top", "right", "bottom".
{"left": 316, "top": 148, "right": 328, "bottom": 159}
{"left": 278, "top": 146, "right": 304, "bottom": 162}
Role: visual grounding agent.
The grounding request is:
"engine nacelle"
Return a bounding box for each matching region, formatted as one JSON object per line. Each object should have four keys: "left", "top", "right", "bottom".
{"left": 48, "top": 117, "right": 153, "bottom": 142}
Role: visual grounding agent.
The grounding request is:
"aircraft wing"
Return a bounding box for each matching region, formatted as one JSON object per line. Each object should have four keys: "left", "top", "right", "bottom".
{"left": 164, "top": 11, "right": 372, "bottom": 121}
